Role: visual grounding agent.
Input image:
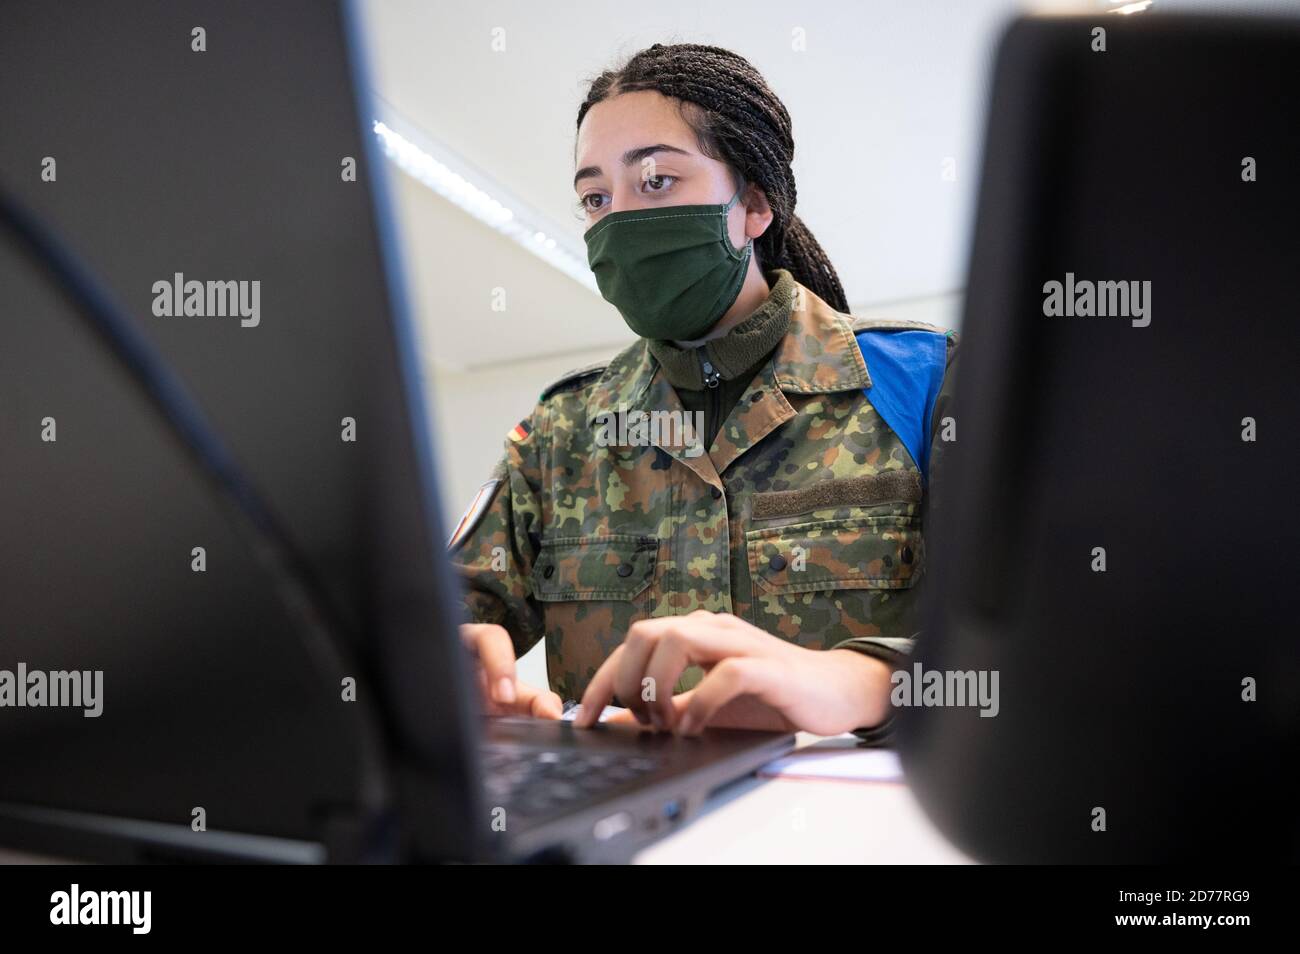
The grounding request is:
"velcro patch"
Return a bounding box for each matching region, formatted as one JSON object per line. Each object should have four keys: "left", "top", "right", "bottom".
{"left": 751, "top": 470, "right": 922, "bottom": 520}
{"left": 508, "top": 419, "right": 533, "bottom": 442}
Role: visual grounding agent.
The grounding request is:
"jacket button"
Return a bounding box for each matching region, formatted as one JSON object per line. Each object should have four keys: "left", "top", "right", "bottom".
{"left": 901, "top": 546, "right": 914, "bottom": 564}
{"left": 543, "top": 565, "right": 555, "bottom": 578}
{"left": 769, "top": 554, "right": 787, "bottom": 572}
{"left": 711, "top": 486, "right": 722, "bottom": 499}
{"left": 616, "top": 563, "right": 633, "bottom": 577}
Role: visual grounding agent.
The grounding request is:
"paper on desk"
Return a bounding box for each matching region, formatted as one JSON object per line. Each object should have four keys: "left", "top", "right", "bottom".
{"left": 560, "top": 703, "right": 626, "bottom": 723}
{"left": 758, "top": 738, "right": 903, "bottom": 783}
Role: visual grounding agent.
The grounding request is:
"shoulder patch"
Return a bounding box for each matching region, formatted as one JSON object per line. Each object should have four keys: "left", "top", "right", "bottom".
{"left": 508, "top": 418, "right": 533, "bottom": 443}
{"left": 540, "top": 361, "right": 607, "bottom": 401}
{"left": 447, "top": 477, "right": 503, "bottom": 552}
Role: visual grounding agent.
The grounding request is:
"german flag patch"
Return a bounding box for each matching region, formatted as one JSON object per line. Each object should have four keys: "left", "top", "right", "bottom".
{"left": 508, "top": 419, "right": 533, "bottom": 442}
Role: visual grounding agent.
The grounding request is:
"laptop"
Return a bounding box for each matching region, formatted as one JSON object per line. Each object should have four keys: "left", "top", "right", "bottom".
{"left": 0, "top": 0, "right": 792, "bottom": 864}
{"left": 898, "top": 13, "right": 1300, "bottom": 863}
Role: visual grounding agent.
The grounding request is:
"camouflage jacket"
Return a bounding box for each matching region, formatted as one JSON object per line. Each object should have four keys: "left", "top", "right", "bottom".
{"left": 448, "top": 280, "right": 958, "bottom": 739}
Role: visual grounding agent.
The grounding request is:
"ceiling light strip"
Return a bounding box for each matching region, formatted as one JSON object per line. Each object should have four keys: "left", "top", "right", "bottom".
{"left": 370, "top": 103, "right": 597, "bottom": 294}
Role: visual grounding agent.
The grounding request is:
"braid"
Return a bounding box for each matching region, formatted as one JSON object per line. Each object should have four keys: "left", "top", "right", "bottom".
{"left": 577, "top": 43, "right": 851, "bottom": 314}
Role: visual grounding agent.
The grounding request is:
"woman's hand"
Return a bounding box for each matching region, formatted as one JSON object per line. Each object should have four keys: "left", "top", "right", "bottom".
{"left": 459, "top": 623, "right": 563, "bottom": 719}
{"left": 574, "top": 610, "right": 892, "bottom": 736}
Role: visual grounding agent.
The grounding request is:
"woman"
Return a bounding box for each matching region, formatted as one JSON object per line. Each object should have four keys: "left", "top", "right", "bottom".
{"left": 449, "top": 43, "right": 956, "bottom": 742}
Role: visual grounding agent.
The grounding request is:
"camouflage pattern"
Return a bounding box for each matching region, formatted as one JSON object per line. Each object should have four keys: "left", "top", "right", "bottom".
{"left": 449, "top": 280, "right": 958, "bottom": 705}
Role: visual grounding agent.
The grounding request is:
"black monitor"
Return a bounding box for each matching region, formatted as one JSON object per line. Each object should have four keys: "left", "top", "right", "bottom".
{"left": 0, "top": 0, "right": 484, "bottom": 862}
{"left": 900, "top": 13, "right": 1300, "bottom": 863}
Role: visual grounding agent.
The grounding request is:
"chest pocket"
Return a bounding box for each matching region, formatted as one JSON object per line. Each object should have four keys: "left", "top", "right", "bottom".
{"left": 744, "top": 514, "right": 923, "bottom": 648}
{"left": 530, "top": 534, "right": 658, "bottom": 702}
{"left": 532, "top": 534, "right": 657, "bottom": 601}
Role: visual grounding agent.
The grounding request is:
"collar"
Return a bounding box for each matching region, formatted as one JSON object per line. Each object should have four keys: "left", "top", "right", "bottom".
{"left": 586, "top": 276, "right": 871, "bottom": 426}
{"left": 647, "top": 269, "right": 796, "bottom": 390}
{"left": 770, "top": 278, "right": 872, "bottom": 394}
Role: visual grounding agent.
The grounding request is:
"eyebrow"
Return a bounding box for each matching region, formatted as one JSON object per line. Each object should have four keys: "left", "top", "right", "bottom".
{"left": 573, "top": 143, "right": 693, "bottom": 190}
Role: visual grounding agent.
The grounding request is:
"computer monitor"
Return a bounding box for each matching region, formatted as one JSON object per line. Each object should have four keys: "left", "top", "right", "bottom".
{"left": 900, "top": 13, "right": 1300, "bottom": 863}
{"left": 0, "top": 0, "right": 484, "bottom": 862}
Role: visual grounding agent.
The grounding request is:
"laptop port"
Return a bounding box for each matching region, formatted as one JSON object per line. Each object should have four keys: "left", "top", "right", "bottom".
{"left": 663, "top": 799, "right": 683, "bottom": 823}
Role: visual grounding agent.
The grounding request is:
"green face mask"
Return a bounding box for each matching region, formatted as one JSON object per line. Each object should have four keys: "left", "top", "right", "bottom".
{"left": 583, "top": 186, "right": 753, "bottom": 340}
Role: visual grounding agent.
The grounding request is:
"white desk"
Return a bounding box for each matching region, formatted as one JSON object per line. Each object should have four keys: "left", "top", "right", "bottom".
{"left": 636, "top": 732, "right": 971, "bottom": 864}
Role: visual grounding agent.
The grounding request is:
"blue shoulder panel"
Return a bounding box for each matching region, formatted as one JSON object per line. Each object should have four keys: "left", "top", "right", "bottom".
{"left": 854, "top": 329, "right": 948, "bottom": 482}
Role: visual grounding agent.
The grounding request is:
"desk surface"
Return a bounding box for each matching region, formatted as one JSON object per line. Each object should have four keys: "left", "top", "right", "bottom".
{"left": 635, "top": 732, "right": 970, "bottom": 864}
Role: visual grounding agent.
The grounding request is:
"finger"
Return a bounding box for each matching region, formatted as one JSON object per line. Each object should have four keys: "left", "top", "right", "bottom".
{"left": 613, "top": 612, "right": 730, "bottom": 727}
{"left": 475, "top": 666, "right": 500, "bottom": 716}
{"left": 612, "top": 621, "right": 663, "bottom": 726}
{"left": 642, "top": 629, "right": 692, "bottom": 730}
{"left": 575, "top": 645, "right": 623, "bottom": 728}
{"left": 603, "top": 707, "right": 646, "bottom": 726}
{"left": 633, "top": 612, "right": 761, "bottom": 667}
{"left": 693, "top": 694, "right": 799, "bottom": 732}
{"left": 523, "top": 684, "right": 564, "bottom": 720}
{"left": 466, "top": 625, "right": 518, "bottom": 705}
{"left": 677, "top": 657, "right": 763, "bottom": 736}
{"left": 487, "top": 679, "right": 562, "bottom": 719}
{"left": 460, "top": 622, "right": 507, "bottom": 650}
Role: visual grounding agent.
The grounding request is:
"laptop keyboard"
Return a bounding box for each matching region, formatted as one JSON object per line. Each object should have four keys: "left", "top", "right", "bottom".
{"left": 481, "top": 746, "right": 663, "bottom": 819}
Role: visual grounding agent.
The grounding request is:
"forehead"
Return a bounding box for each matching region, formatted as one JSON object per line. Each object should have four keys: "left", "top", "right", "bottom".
{"left": 575, "top": 90, "right": 698, "bottom": 164}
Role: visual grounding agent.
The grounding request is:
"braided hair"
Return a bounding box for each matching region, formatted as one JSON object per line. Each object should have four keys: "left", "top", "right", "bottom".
{"left": 577, "top": 42, "right": 850, "bottom": 314}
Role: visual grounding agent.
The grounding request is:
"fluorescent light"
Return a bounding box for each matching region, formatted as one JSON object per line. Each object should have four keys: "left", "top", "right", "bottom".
{"left": 370, "top": 109, "right": 598, "bottom": 294}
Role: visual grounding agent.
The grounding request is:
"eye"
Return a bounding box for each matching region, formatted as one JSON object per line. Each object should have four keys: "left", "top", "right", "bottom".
{"left": 640, "top": 174, "right": 677, "bottom": 194}
{"left": 578, "top": 192, "right": 609, "bottom": 214}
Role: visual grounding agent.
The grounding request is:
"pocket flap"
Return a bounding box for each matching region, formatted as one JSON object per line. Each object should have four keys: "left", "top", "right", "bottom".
{"left": 532, "top": 534, "right": 657, "bottom": 601}
{"left": 747, "top": 516, "right": 921, "bottom": 594}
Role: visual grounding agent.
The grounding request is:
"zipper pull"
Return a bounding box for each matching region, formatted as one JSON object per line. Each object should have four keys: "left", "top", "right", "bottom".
{"left": 698, "top": 350, "right": 721, "bottom": 388}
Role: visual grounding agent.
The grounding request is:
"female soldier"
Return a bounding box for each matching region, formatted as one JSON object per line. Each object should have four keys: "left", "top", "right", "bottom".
{"left": 449, "top": 43, "right": 956, "bottom": 742}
